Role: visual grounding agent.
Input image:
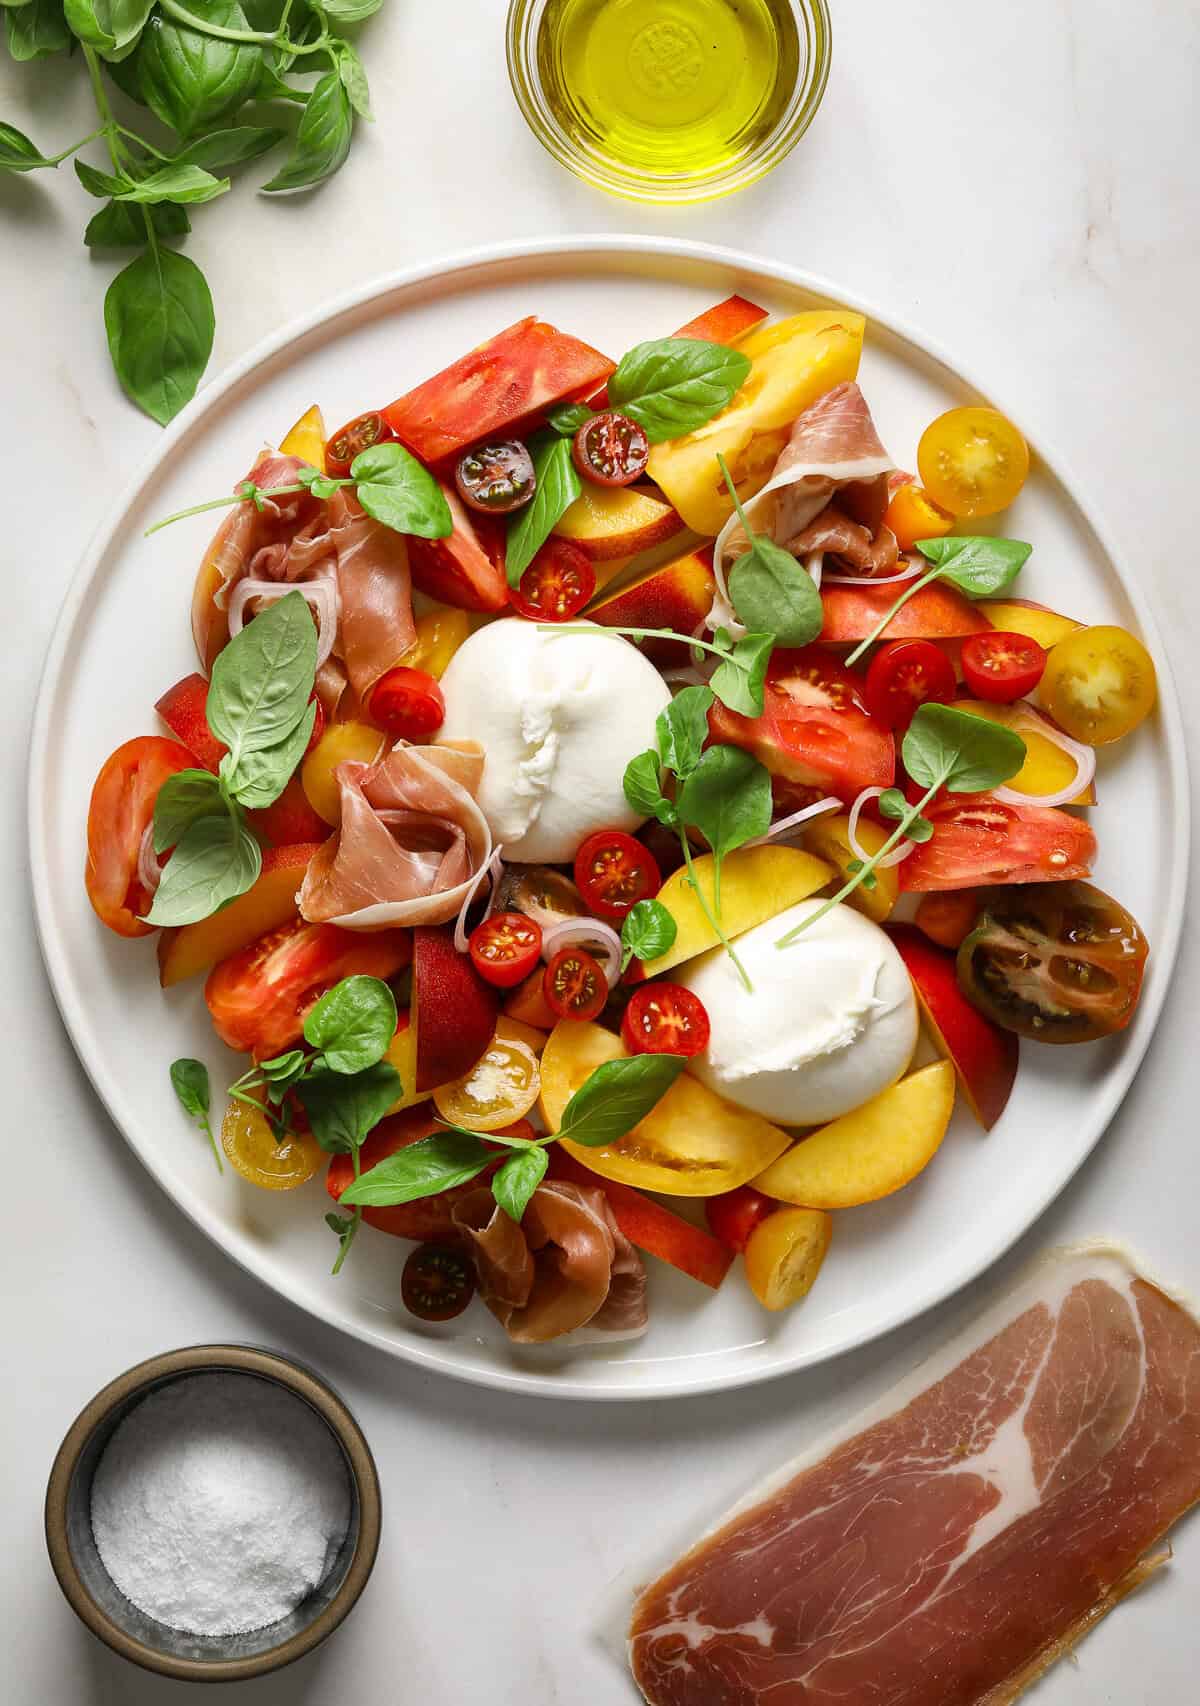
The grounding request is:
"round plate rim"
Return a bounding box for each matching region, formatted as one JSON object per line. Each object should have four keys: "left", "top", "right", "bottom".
{"left": 28, "top": 235, "right": 1190, "bottom": 1402}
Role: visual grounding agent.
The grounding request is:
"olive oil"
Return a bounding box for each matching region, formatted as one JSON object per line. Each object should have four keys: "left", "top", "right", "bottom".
{"left": 537, "top": 0, "right": 800, "bottom": 186}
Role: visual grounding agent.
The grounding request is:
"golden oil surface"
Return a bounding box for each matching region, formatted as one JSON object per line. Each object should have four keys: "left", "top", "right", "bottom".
{"left": 538, "top": 0, "right": 800, "bottom": 180}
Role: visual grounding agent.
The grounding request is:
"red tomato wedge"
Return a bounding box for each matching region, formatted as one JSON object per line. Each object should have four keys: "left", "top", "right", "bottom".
{"left": 546, "top": 1147, "right": 733, "bottom": 1290}
{"left": 407, "top": 480, "right": 509, "bottom": 612}
{"left": 85, "top": 735, "right": 197, "bottom": 937}
{"left": 709, "top": 646, "right": 895, "bottom": 804}
{"left": 899, "top": 797, "right": 1097, "bottom": 892}
{"left": 383, "top": 317, "right": 615, "bottom": 465}
{"left": 820, "top": 578, "right": 991, "bottom": 644}
{"left": 205, "top": 917, "right": 412, "bottom": 1057}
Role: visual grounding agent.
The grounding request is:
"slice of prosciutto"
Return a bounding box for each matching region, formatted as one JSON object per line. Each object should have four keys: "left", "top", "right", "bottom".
{"left": 629, "top": 1245, "right": 1200, "bottom": 1706}
{"left": 298, "top": 742, "right": 493, "bottom": 931}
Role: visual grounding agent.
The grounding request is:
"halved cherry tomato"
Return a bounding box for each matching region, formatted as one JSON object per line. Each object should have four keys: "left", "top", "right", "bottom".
{"left": 915, "top": 889, "right": 981, "bottom": 950}
{"left": 899, "top": 797, "right": 1097, "bottom": 892}
{"left": 961, "top": 630, "right": 1047, "bottom": 703}
{"left": 454, "top": 440, "right": 536, "bottom": 515}
{"left": 704, "top": 1185, "right": 776, "bottom": 1254}
{"left": 621, "top": 983, "right": 710, "bottom": 1059}
{"left": 402, "top": 1244, "right": 475, "bottom": 1321}
{"left": 543, "top": 946, "right": 608, "bottom": 1022}
{"left": 883, "top": 480, "right": 954, "bottom": 552}
{"left": 743, "top": 1207, "right": 832, "bottom": 1311}
{"left": 1038, "top": 624, "right": 1157, "bottom": 745}
{"left": 917, "top": 406, "right": 1029, "bottom": 519}
{"left": 509, "top": 540, "right": 595, "bottom": 622}
{"left": 433, "top": 1035, "right": 541, "bottom": 1131}
{"left": 85, "top": 735, "right": 197, "bottom": 937}
{"left": 468, "top": 912, "right": 543, "bottom": 989}
{"left": 864, "top": 638, "right": 957, "bottom": 730}
{"left": 572, "top": 412, "right": 650, "bottom": 487}
{"left": 368, "top": 666, "right": 445, "bottom": 740}
{"left": 221, "top": 1097, "right": 323, "bottom": 1191}
{"left": 574, "top": 829, "right": 661, "bottom": 920}
{"left": 325, "top": 410, "right": 393, "bottom": 478}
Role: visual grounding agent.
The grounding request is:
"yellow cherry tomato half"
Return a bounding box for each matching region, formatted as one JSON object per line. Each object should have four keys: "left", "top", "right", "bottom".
{"left": 743, "top": 1207, "right": 832, "bottom": 1311}
{"left": 400, "top": 606, "right": 471, "bottom": 679}
{"left": 883, "top": 481, "right": 953, "bottom": 553}
{"left": 917, "top": 406, "right": 1030, "bottom": 519}
{"left": 1038, "top": 624, "right": 1157, "bottom": 745}
{"left": 433, "top": 1037, "right": 541, "bottom": 1132}
{"left": 301, "top": 719, "right": 386, "bottom": 826}
{"left": 221, "top": 1099, "right": 324, "bottom": 1190}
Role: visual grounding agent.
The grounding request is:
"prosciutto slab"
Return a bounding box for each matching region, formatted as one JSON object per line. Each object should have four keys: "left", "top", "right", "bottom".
{"left": 629, "top": 1246, "right": 1200, "bottom": 1706}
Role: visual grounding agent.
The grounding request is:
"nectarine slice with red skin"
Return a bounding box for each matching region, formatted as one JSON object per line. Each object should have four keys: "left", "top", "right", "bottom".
{"left": 157, "top": 843, "right": 323, "bottom": 987}
{"left": 588, "top": 549, "right": 716, "bottom": 663}
{"left": 888, "top": 924, "right": 1018, "bottom": 1131}
{"left": 413, "top": 926, "right": 497, "bottom": 1092}
{"left": 552, "top": 483, "right": 683, "bottom": 562}
{"left": 820, "top": 579, "right": 990, "bottom": 645}
{"left": 156, "top": 672, "right": 225, "bottom": 771}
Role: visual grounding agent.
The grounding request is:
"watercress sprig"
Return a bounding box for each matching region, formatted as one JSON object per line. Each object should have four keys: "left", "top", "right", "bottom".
{"left": 716, "top": 454, "right": 824, "bottom": 647}
{"left": 544, "top": 622, "right": 773, "bottom": 718}
{"left": 843, "top": 536, "right": 1034, "bottom": 667}
{"left": 775, "top": 703, "right": 1027, "bottom": 947}
{"left": 169, "top": 1057, "right": 222, "bottom": 1172}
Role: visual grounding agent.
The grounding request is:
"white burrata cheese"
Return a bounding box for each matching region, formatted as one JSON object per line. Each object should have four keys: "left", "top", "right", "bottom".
{"left": 437, "top": 619, "right": 672, "bottom": 863}
{"left": 678, "top": 899, "right": 918, "bottom": 1126}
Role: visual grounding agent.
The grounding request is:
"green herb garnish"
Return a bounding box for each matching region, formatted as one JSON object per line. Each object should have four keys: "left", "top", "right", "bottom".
{"left": 843, "top": 536, "right": 1033, "bottom": 667}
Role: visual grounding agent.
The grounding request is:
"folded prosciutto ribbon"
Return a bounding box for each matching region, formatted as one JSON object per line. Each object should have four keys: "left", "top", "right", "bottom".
{"left": 299, "top": 743, "right": 494, "bottom": 931}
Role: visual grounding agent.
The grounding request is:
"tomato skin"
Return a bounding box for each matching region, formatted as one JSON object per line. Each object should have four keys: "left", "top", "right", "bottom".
{"left": 621, "top": 983, "right": 711, "bottom": 1059}
{"left": 402, "top": 1244, "right": 475, "bottom": 1321}
{"left": 1038, "top": 624, "right": 1157, "bottom": 745}
{"left": 408, "top": 481, "right": 509, "bottom": 612}
{"left": 572, "top": 412, "right": 650, "bottom": 487}
{"left": 85, "top": 735, "right": 197, "bottom": 937}
{"left": 468, "top": 911, "right": 543, "bottom": 989}
{"left": 325, "top": 410, "right": 393, "bottom": 479}
{"left": 509, "top": 540, "right": 596, "bottom": 622}
{"left": 918, "top": 406, "right": 1030, "bottom": 520}
{"left": 454, "top": 440, "right": 536, "bottom": 515}
{"left": 368, "top": 666, "right": 445, "bottom": 741}
{"left": 899, "top": 797, "right": 1097, "bottom": 892}
{"left": 543, "top": 946, "right": 608, "bottom": 1022}
{"left": 915, "top": 889, "right": 981, "bottom": 950}
{"left": 704, "top": 1186, "right": 776, "bottom": 1254}
{"left": 961, "top": 631, "right": 1047, "bottom": 704}
{"left": 864, "top": 639, "right": 957, "bottom": 730}
{"left": 883, "top": 480, "right": 954, "bottom": 552}
{"left": 574, "top": 830, "right": 661, "bottom": 921}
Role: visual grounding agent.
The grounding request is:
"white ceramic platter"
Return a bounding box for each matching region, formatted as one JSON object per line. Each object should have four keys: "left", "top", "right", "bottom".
{"left": 29, "top": 238, "right": 1188, "bottom": 1400}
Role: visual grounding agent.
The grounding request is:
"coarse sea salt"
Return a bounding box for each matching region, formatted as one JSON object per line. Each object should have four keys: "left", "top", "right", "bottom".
{"left": 90, "top": 1371, "right": 351, "bottom": 1637}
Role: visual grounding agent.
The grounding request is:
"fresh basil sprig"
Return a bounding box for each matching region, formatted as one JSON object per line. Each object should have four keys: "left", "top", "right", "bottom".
{"left": 717, "top": 454, "right": 824, "bottom": 647}
{"left": 608, "top": 338, "right": 751, "bottom": 444}
{"left": 547, "top": 402, "right": 594, "bottom": 437}
{"left": 776, "top": 704, "right": 1027, "bottom": 946}
{"left": 620, "top": 898, "right": 677, "bottom": 972}
{"left": 169, "top": 1057, "right": 221, "bottom": 1172}
{"left": 505, "top": 430, "right": 581, "bottom": 586}
{"left": 843, "top": 535, "right": 1033, "bottom": 667}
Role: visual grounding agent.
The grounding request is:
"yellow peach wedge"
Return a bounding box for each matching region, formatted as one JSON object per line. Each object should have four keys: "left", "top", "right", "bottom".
{"left": 279, "top": 404, "right": 327, "bottom": 469}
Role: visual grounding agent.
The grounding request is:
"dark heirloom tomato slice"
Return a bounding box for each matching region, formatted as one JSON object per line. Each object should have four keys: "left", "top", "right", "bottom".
{"left": 509, "top": 540, "right": 595, "bottom": 622}
{"left": 957, "top": 880, "right": 1148, "bottom": 1043}
{"left": 402, "top": 1244, "right": 476, "bottom": 1321}
{"left": 621, "top": 982, "right": 711, "bottom": 1059}
{"left": 574, "top": 830, "right": 661, "bottom": 920}
{"left": 454, "top": 440, "right": 536, "bottom": 515}
{"left": 468, "top": 911, "right": 543, "bottom": 990}
{"left": 85, "top": 735, "right": 198, "bottom": 937}
{"left": 325, "top": 410, "right": 393, "bottom": 478}
{"left": 543, "top": 946, "right": 608, "bottom": 1022}
{"left": 961, "top": 630, "right": 1047, "bottom": 704}
{"left": 864, "top": 639, "right": 957, "bottom": 730}
{"left": 368, "top": 666, "right": 446, "bottom": 740}
{"left": 704, "top": 1185, "right": 776, "bottom": 1254}
{"left": 573, "top": 412, "right": 650, "bottom": 487}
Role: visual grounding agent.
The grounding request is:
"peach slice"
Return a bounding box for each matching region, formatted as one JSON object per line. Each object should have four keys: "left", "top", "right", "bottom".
{"left": 279, "top": 404, "right": 326, "bottom": 470}
{"left": 552, "top": 483, "right": 683, "bottom": 562}
{"left": 821, "top": 579, "right": 990, "bottom": 644}
{"left": 888, "top": 924, "right": 1018, "bottom": 1131}
{"left": 979, "top": 598, "right": 1082, "bottom": 651}
{"left": 156, "top": 672, "right": 224, "bottom": 770}
{"left": 503, "top": 967, "right": 558, "bottom": 1029}
{"left": 752, "top": 1061, "right": 956, "bottom": 1209}
{"left": 955, "top": 698, "right": 1096, "bottom": 805}
{"left": 803, "top": 813, "right": 899, "bottom": 923}
{"left": 383, "top": 1010, "right": 425, "bottom": 1113}
{"left": 588, "top": 548, "right": 716, "bottom": 662}
{"left": 301, "top": 721, "right": 386, "bottom": 826}
{"left": 413, "top": 927, "right": 497, "bottom": 1093}
{"left": 540, "top": 1021, "right": 791, "bottom": 1198}
{"left": 157, "top": 844, "right": 321, "bottom": 987}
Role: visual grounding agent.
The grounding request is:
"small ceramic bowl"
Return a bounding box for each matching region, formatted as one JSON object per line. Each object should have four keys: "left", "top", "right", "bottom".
{"left": 44, "top": 1344, "right": 382, "bottom": 1683}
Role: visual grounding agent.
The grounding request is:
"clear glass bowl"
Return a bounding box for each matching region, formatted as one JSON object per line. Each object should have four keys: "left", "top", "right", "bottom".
{"left": 506, "top": 0, "right": 831, "bottom": 205}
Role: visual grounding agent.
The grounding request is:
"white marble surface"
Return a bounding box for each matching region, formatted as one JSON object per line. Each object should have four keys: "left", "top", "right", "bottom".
{"left": 3, "top": 1, "right": 1198, "bottom": 1700}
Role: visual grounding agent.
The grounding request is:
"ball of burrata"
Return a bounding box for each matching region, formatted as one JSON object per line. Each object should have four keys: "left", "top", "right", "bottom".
{"left": 437, "top": 619, "right": 672, "bottom": 863}
{"left": 678, "top": 900, "right": 918, "bottom": 1126}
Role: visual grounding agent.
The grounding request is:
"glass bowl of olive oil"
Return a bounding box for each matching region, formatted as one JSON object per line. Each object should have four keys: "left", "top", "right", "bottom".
{"left": 507, "top": 0, "right": 830, "bottom": 204}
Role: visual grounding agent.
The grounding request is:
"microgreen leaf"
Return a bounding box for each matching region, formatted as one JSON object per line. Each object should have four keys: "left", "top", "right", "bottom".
{"left": 623, "top": 750, "right": 676, "bottom": 827}
{"left": 901, "top": 703, "right": 1027, "bottom": 795}
{"left": 492, "top": 1145, "right": 549, "bottom": 1223}
{"left": 877, "top": 787, "right": 909, "bottom": 822}
{"left": 608, "top": 339, "right": 750, "bottom": 444}
{"left": 339, "top": 1129, "right": 492, "bottom": 1206}
{"left": 709, "top": 630, "right": 773, "bottom": 716}
{"left": 506, "top": 431, "right": 581, "bottom": 585}
{"left": 620, "top": 898, "right": 678, "bottom": 971}
{"left": 296, "top": 1060, "right": 402, "bottom": 1157}
{"left": 557, "top": 1052, "right": 685, "bottom": 1148}
{"left": 547, "top": 402, "right": 593, "bottom": 437}
{"left": 655, "top": 685, "right": 713, "bottom": 780}
{"left": 915, "top": 534, "right": 1033, "bottom": 596}
{"left": 718, "top": 454, "right": 823, "bottom": 647}
{"left": 169, "top": 1057, "right": 221, "bottom": 1172}
{"left": 676, "top": 745, "right": 772, "bottom": 870}
{"left": 303, "top": 976, "right": 398, "bottom": 1076}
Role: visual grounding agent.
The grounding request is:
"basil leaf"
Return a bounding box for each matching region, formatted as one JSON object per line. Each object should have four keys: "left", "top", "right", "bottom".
{"left": 6, "top": 0, "right": 71, "bottom": 60}
{"left": 172, "top": 125, "right": 286, "bottom": 170}
{"left": 505, "top": 431, "right": 581, "bottom": 586}
{"left": 916, "top": 535, "right": 1033, "bottom": 598}
{"left": 144, "top": 812, "right": 261, "bottom": 926}
{"left": 339, "top": 1129, "right": 491, "bottom": 1205}
{"left": 85, "top": 199, "right": 191, "bottom": 246}
{"left": 558, "top": 1052, "right": 686, "bottom": 1149}
{"left": 728, "top": 536, "right": 823, "bottom": 647}
{"left": 655, "top": 684, "right": 713, "bottom": 779}
{"left": 608, "top": 338, "right": 750, "bottom": 444}
{"left": 620, "top": 898, "right": 677, "bottom": 970}
{"left": 169, "top": 1057, "right": 210, "bottom": 1121}
{"left": 113, "top": 162, "right": 230, "bottom": 204}
{"left": 221, "top": 698, "right": 316, "bottom": 807}
{"left": 297, "top": 1061, "right": 401, "bottom": 1156}
{"left": 623, "top": 750, "right": 676, "bottom": 826}
{"left": 63, "top": 0, "right": 152, "bottom": 55}
{"left": 261, "top": 70, "right": 352, "bottom": 192}
{"left": 104, "top": 245, "right": 214, "bottom": 425}
{"left": 350, "top": 442, "right": 453, "bottom": 539}
{"left": 492, "top": 1145, "right": 548, "bottom": 1223}
{"left": 677, "top": 745, "right": 772, "bottom": 863}
{"left": 0, "top": 121, "right": 55, "bottom": 171}
{"left": 902, "top": 703, "right": 1027, "bottom": 795}
{"left": 153, "top": 767, "right": 225, "bottom": 852}
{"left": 137, "top": 2, "right": 263, "bottom": 138}
{"left": 319, "top": 0, "right": 382, "bottom": 19}
{"left": 547, "top": 401, "right": 592, "bottom": 437}
{"left": 709, "top": 630, "right": 772, "bottom": 717}
{"left": 334, "top": 39, "right": 372, "bottom": 122}
{"left": 253, "top": 58, "right": 307, "bottom": 103}
{"left": 207, "top": 590, "right": 318, "bottom": 764}
{"left": 75, "top": 159, "right": 126, "bottom": 198}
{"left": 303, "top": 975, "right": 398, "bottom": 1076}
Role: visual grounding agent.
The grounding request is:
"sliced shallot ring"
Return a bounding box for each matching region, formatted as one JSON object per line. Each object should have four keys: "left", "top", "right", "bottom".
{"left": 821, "top": 565, "right": 924, "bottom": 587}
{"left": 227, "top": 578, "right": 338, "bottom": 672}
{"left": 848, "top": 786, "right": 914, "bottom": 870}
{"left": 993, "top": 712, "right": 1097, "bottom": 810}
{"left": 453, "top": 843, "right": 505, "bottom": 954}
{"left": 137, "top": 823, "right": 163, "bottom": 896}
{"left": 745, "top": 797, "right": 841, "bottom": 847}
{"left": 540, "top": 917, "right": 622, "bottom": 990}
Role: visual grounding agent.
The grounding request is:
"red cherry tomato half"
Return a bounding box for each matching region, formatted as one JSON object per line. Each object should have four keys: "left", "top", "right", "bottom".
{"left": 621, "top": 982, "right": 711, "bottom": 1059}
{"left": 325, "top": 410, "right": 393, "bottom": 478}
{"left": 572, "top": 411, "right": 650, "bottom": 487}
{"left": 468, "top": 911, "right": 543, "bottom": 989}
{"left": 543, "top": 946, "right": 608, "bottom": 1022}
{"left": 961, "top": 630, "right": 1048, "bottom": 704}
{"left": 509, "top": 539, "right": 596, "bottom": 622}
{"left": 368, "top": 666, "right": 446, "bottom": 740}
{"left": 574, "top": 830, "right": 661, "bottom": 921}
{"left": 864, "top": 638, "right": 957, "bottom": 730}
{"left": 401, "top": 1244, "right": 476, "bottom": 1321}
{"left": 704, "top": 1186, "right": 777, "bottom": 1254}
{"left": 454, "top": 440, "right": 537, "bottom": 515}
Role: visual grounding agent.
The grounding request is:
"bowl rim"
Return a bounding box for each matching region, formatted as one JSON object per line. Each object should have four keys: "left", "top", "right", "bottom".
{"left": 44, "top": 1344, "right": 382, "bottom": 1684}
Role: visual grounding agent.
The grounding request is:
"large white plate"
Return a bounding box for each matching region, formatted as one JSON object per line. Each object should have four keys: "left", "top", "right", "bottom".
{"left": 30, "top": 238, "right": 1188, "bottom": 1400}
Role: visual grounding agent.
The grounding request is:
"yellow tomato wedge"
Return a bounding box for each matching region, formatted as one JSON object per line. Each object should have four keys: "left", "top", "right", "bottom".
{"left": 743, "top": 1208, "right": 832, "bottom": 1311}
{"left": 955, "top": 698, "right": 1096, "bottom": 804}
{"left": 434, "top": 1037, "right": 540, "bottom": 1132}
{"left": 803, "top": 814, "right": 899, "bottom": 922}
{"left": 279, "top": 404, "right": 326, "bottom": 470}
{"left": 301, "top": 720, "right": 386, "bottom": 825}
{"left": 221, "top": 1099, "right": 323, "bottom": 1190}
